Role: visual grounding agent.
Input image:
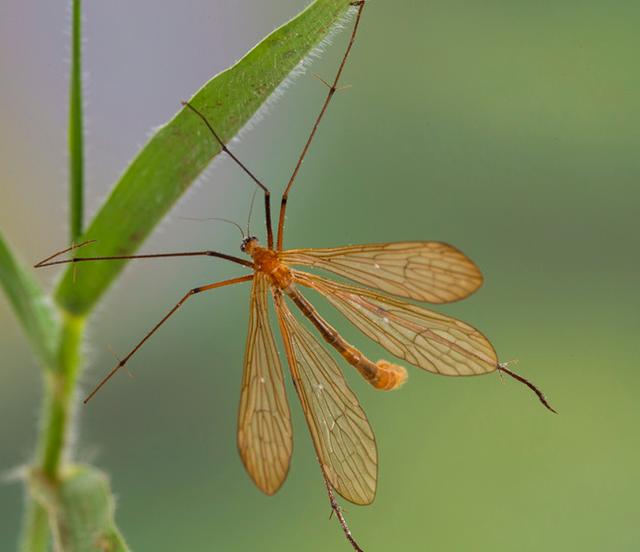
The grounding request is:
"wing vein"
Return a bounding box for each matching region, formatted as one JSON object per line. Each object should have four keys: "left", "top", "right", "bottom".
{"left": 237, "top": 273, "right": 293, "bottom": 495}
{"left": 273, "top": 291, "right": 378, "bottom": 505}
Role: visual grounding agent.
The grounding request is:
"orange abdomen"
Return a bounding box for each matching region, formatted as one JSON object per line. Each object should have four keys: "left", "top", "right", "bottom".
{"left": 285, "top": 284, "right": 407, "bottom": 391}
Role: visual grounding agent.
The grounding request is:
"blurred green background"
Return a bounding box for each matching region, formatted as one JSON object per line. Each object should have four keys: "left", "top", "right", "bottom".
{"left": 1, "top": 0, "right": 639, "bottom": 550}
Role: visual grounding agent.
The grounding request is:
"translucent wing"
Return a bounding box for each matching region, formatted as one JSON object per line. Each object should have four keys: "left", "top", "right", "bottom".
{"left": 295, "top": 271, "right": 498, "bottom": 377}
{"left": 273, "top": 291, "right": 377, "bottom": 505}
{"left": 282, "top": 241, "right": 483, "bottom": 303}
{"left": 238, "top": 273, "right": 293, "bottom": 495}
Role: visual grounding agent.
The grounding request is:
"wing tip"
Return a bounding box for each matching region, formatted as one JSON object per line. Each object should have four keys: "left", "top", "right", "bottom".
{"left": 239, "top": 455, "right": 290, "bottom": 497}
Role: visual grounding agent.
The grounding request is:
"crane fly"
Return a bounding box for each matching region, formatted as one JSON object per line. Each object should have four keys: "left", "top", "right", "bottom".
{"left": 35, "top": 1, "right": 554, "bottom": 548}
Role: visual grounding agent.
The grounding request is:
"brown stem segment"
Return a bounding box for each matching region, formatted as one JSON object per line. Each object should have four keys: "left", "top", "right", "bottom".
{"left": 276, "top": 0, "right": 367, "bottom": 250}
{"left": 497, "top": 363, "right": 557, "bottom": 413}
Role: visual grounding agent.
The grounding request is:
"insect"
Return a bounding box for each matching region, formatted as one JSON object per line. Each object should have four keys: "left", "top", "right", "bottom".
{"left": 36, "top": 1, "right": 553, "bottom": 548}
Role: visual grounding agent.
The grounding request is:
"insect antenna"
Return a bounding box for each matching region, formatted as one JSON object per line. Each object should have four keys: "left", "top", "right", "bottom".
{"left": 177, "top": 216, "right": 246, "bottom": 240}
{"left": 497, "top": 363, "right": 557, "bottom": 413}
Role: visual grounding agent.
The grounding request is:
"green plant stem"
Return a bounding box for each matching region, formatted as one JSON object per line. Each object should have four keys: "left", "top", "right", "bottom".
{"left": 18, "top": 1, "right": 85, "bottom": 546}
{"left": 19, "top": 500, "right": 49, "bottom": 552}
{"left": 69, "top": 0, "right": 84, "bottom": 242}
{"left": 19, "top": 313, "right": 85, "bottom": 550}
{"left": 39, "top": 313, "right": 85, "bottom": 478}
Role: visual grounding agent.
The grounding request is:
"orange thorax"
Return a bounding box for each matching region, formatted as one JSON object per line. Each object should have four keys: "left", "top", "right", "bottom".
{"left": 248, "top": 243, "right": 293, "bottom": 289}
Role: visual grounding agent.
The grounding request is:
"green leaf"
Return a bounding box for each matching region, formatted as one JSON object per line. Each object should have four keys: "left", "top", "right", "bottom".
{"left": 55, "top": 0, "right": 354, "bottom": 316}
{"left": 69, "top": 0, "right": 85, "bottom": 242}
{"left": 29, "top": 465, "right": 129, "bottom": 552}
{"left": 0, "top": 231, "right": 59, "bottom": 368}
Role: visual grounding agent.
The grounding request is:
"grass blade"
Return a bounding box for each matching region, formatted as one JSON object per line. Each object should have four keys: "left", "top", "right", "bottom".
{"left": 0, "top": 231, "right": 59, "bottom": 368}
{"left": 69, "top": 0, "right": 85, "bottom": 242}
{"left": 54, "top": 0, "right": 354, "bottom": 315}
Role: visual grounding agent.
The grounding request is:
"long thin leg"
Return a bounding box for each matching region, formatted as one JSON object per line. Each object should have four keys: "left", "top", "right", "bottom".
{"left": 33, "top": 239, "right": 96, "bottom": 267}
{"left": 276, "top": 1, "right": 366, "bottom": 251}
{"left": 320, "top": 466, "right": 364, "bottom": 552}
{"left": 83, "top": 274, "right": 254, "bottom": 404}
{"left": 497, "top": 363, "right": 557, "bottom": 413}
{"left": 181, "top": 101, "right": 274, "bottom": 249}
{"left": 34, "top": 241, "right": 253, "bottom": 269}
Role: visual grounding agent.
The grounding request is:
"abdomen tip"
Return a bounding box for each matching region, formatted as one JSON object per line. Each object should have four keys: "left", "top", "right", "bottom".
{"left": 374, "top": 360, "right": 408, "bottom": 391}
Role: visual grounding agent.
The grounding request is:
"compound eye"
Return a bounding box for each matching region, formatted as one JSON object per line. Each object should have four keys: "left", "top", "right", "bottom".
{"left": 240, "top": 236, "right": 258, "bottom": 254}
